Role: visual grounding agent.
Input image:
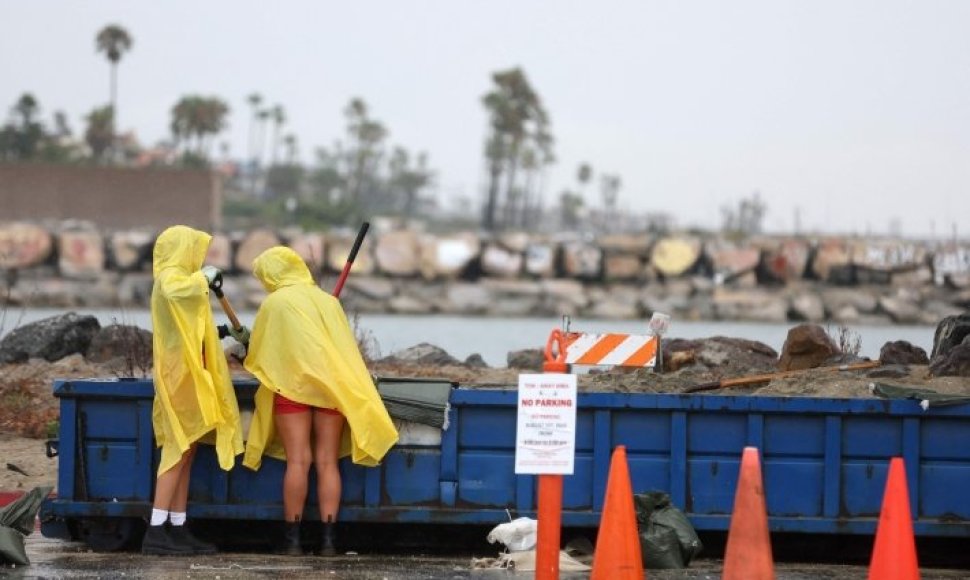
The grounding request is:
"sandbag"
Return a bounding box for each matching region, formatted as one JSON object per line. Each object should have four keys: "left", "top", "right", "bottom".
{"left": 0, "top": 526, "right": 28, "bottom": 566}
{"left": 634, "top": 491, "right": 703, "bottom": 569}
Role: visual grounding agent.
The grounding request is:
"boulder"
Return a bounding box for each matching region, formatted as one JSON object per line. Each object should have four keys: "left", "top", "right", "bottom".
{"left": 235, "top": 229, "right": 282, "bottom": 272}
{"left": 375, "top": 230, "right": 421, "bottom": 277}
{"left": 384, "top": 343, "right": 460, "bottom": 366}
{"left": 929, "top": 344, "right": 970, "bottom": 377}
{"left": 879, "top": 341, "right": 928, "bottom": 366}
{"left": 326, "top": 231, "right": 375, "bottom": 275}
{"left": 400, "top": 281, "right": 446, "bottom": 306}
{"left": 921, "top": 299, "right": 965, "bottom": 321}
{"left": 489, "top": 296, "right": 541, "bottom": 317}
{"left": 443, "top": 283, "right": 492, "bottom": 314}
{"left": 0, "top": 222, "right": 53, "bottom": 269}
{"left": 205, "top": 233, "right": 233, "bottom": 271}
{"left": 464, "top": 353, "right": 489, "bottom": 368}
{"left": 890, "top": 267, "right": 933, "bottom": 288}
{"left": 778, "top": 323, "right": 839, "bottom": 371}
{"left": 561, "top": 241, "right": 603, "bottom": 279}
{"left": 498, "top": 232, "right": 530, "bottom": 253}
{"left": 602, "top": 253, "right": 643, "bottom": 282}
{"left": 820, "top": 288, "right": 879, "bottom": 314}
{"left": 86, "top": 324, "right": 153, "bottom": 371}
{"left": 709, "top": 244, "right": 761, "bottom": 281}
{"left": 831, "top": 304, "right": 860, "bottom": 324}
{"left": 586, "top": 286, "right": 640, "bottom": 319}
{"left": 650, "top": 236, "right": 701, "bottom": 278}
{"left": 507, "top": 348, "right": 544, "bottom": 370}
{"left": 759, "top": 239, "right": 809, "bottom": 283}
{"left": 931, "top": 245, "right": 970, "bottom": 288}
{"left": 878, "top": 296, "right": 923, "bottom": 324}
{"left": 117, "top": 273, "right": 154, "bottom": 306}
{"left": 344, "top": 276, "right": 396, "bottom": 301}
{"left": 480, "top": 244, "right": 523, "bottom": 278}
{"left": 388, "top": 294, "right": 433, "bottom": 314}
{"left": 712, "top": 289, "right": 788, "bottom": 322}
{"left": 480, "top": 279, "right": 542, "bottom": 315}
{"left": 663, "top": 336, "right": 778, "bottom": 375}
{"left": 287, "top": 232, "right": 326, "bottom": 273}
{"left": 524, "top": 243, "right": 556, "bottom": 278}
{"left": 811, "top": 240, "right": 852, "bottom": 282}
{"left": 0, "top": 312, "right": 100, "bottom": 364}
{"left": 789, "top": 292, "right": 825, "bottom": 322}
{"left": 58, "top": 229, "right": 105, "bottom": 279}
{"left": 541, "top": 279, "right": 588, "bottom": 309}
{"left": 851, "top": 240, "right": 926, "bottom": 272}
{"left": 931, "top": 313, "right": 970, "bottom": 359}
{"left": 108, "top": 230, "right": 154, "bottom": 271}
{"left": 419, "top": 233, "right": 479, "bottom": 280}
{"left": 598, "top": 234, "right": 651, "bottom": 255}
{"left": 481, "top": 278, "right": 542, "bottom": 297}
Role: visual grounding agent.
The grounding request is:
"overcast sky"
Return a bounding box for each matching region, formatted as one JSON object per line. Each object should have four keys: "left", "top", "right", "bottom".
{"left": 3, "top": 1, "right": 969, "bottom": 238}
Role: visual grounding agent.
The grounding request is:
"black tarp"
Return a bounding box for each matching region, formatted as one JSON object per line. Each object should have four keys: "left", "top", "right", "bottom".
{"left": 376, "top": 378, "right": 455, "bottom": 429}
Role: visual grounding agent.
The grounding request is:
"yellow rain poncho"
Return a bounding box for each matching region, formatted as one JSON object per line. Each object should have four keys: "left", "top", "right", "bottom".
{"left": 243, "top": 246, "right": 398, "bottom": 470}
{"left": 151, "top": 225, "right": 243, "bottom": 475}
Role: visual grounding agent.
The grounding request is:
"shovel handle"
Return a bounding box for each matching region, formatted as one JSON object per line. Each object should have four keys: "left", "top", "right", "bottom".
{"left": 209, "top": 276, "right": 243, "bottom": 330}
{"left": 332, "top": 222, "right": 370, "bottom": 298}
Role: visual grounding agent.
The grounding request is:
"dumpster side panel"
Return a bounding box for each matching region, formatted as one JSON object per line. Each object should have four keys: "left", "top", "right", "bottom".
{"left": 42, "top": 380, "right": 970, "bottom": 540}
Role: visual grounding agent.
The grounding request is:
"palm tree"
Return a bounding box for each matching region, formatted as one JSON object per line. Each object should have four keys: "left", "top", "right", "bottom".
{"left": 481, "top": 67, "right": 552, "bottom": 231}
{"left": 256, "top": 108, "right": 271, "bottom": 167}
{"left": 85, "top": 106, "right": 114, "bottom": 161}
{"left": 270, "top": 104, "right": 286, "bottom": 166}
{"left": 283, "top": 133, "right": 298, "bottom": 164}
{"left": 245, "top": 93, "right": 262, "bottom": 164}
{"left": 170, "top": 95, "right": 229, "bottom": 162}
{"left": 95, "top": 24, "right": 133, "bottom": 145}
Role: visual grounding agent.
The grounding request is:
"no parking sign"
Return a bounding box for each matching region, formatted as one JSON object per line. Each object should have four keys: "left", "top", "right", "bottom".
{"left": 514, "top": 373, "right": 577, "bottom": 475}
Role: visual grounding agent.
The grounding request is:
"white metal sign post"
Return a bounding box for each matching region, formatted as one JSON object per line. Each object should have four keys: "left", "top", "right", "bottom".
{"left": 515, "top": 373, "right": 577, "bottom": 475}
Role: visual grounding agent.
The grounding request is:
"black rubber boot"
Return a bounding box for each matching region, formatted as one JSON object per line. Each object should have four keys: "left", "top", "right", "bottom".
{"left": 168, "top": 524, "right": 218, "bottom": 555}
{"left": 141, "top": 524, "right": 193, "bottom": 556}
{"left": 320, "top": 517, "right": 336, "bottom": 557}
{"left": 282, "top": 521, "right": 302, "bottom": 556}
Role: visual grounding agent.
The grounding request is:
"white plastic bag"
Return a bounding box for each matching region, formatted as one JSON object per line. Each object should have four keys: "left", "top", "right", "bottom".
{"left": 486, "top": 517, "right": 538, "bottom": 552}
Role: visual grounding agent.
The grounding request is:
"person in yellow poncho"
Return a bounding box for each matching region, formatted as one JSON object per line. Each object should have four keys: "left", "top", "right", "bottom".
{"left": 242, "top": 246, "right": 398, "bottom": 556}
{"left": 141, "top": 225, "right": 245, "bottom": 556}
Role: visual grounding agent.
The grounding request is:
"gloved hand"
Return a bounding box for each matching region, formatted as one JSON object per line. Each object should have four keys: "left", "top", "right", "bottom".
{"left": 201, "top": 265, "right": 223, "bottom": 289}
{"left": 226, "top": 342, "right": 248, "bottom": 363}
{"left": 228, "top": 325, "right": 250, "bottom": 346}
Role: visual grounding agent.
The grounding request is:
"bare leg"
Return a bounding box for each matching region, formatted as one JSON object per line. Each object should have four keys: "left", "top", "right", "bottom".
{"left": 275, "top": 411, "right": 313, "bottom": 522}
{"left": 152, "top": 447, "right": 192, "bottom": 511}
{"left": 170, "top": 444, "right": 197, "bottom": 513}
{"left": 312, "top": 411, "right": 345, "bottom": 522}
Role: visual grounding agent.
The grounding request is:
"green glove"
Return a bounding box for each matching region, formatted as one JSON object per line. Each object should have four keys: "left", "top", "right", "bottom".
{"left": 228, "top": 325, "right": 250, "bottom": 346}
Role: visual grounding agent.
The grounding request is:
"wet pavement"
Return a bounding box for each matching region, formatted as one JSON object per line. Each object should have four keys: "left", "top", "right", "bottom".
{"left": 5, "top": 533, "right": 970, "bottom": 580}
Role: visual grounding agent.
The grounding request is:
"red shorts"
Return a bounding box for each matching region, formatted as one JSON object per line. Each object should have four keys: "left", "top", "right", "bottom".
{"left": 273, "top": 393, "right": 342, "bottom": 416}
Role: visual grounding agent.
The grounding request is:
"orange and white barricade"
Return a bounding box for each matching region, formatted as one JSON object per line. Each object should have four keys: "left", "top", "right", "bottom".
{"left": 562, "top": 331, "right": 659, "bottom": 369}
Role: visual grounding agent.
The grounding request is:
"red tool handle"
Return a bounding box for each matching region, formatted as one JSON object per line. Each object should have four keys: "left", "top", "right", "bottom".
{"left": 332, "top": 222, "right": 370, "bottom": 298}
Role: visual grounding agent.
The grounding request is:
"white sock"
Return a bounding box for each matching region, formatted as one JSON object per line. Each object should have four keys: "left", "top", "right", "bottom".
{"left": 169, "top": 511, "right": 187, "bottom": 526}
{"left": 150, "top": 509, "right": 169, "bottom": 527}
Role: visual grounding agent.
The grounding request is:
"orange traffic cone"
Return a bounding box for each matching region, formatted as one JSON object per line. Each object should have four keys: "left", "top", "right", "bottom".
{"left": 723, "top": 446, "right": 775, "bottom": 580}
{"left": 868, "top": 457, "right": 919, "bottom": 580}
{"left": 590, "top": 445, "right": 644, "bottom": 580}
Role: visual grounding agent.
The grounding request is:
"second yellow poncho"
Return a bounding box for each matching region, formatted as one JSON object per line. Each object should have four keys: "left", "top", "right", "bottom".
{"left": 242, "top": 246, "right": 398, "bottom": 470}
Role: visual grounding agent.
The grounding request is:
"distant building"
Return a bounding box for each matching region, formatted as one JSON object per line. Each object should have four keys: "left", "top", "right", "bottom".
{"left": 0, "top": 163, "right": 222, "bottom": 230}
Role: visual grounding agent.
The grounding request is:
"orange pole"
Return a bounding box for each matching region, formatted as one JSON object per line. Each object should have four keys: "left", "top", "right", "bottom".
{"left": 536, "top": 329, "right": 570, "bottom": 580}
{"left": 536, "top": 474, "right": 563, "bottom": 579}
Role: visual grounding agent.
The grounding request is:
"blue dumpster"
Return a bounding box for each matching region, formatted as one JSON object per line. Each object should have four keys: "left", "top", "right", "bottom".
{"left": 40, "top": 378, "right": 970, "bottom": 549}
